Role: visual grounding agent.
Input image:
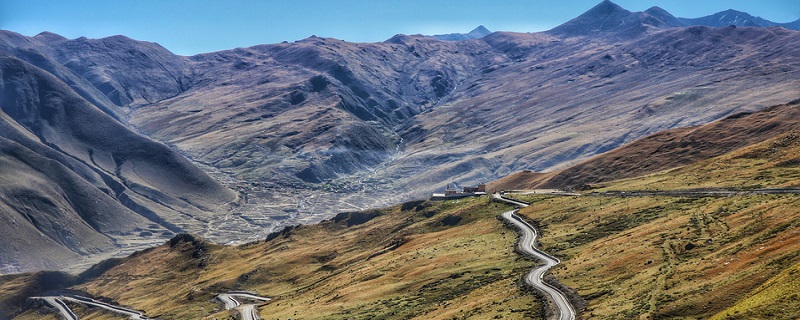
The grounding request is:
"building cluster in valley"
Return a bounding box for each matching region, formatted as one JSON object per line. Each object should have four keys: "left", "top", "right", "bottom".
{"left": 430, "top": 183, "right": 486, "bottom": 200}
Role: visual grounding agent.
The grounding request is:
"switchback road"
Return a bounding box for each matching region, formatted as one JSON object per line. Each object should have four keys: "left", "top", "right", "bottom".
{"left": 61, "top": 295, "right": 149, "bottom": 319}
{"left": 35, "top": 296, "right": 77, "bottom": 320}
{"left": 35, "top": 294, "right": 148, "bottom": 320}
{"left": 216, "top": 292, "right": 271, "bottom": 320}
{"left": 495, "top": 193, "right": 576, "bottom": 320}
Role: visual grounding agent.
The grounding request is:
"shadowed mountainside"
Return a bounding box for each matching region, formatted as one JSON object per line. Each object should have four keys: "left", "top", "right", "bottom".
{"left": 0, "top": 53, "right": 235, "bottom": 273}
{"left": 0, "top": 30, "right": 190, "bottom": 121}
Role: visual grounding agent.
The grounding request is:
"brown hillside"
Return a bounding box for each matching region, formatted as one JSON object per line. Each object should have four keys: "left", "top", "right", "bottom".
{"left": 3, "top": 198, "right": 542, "bottom": 320}
{"left": 494, "top": 100, "right": 800, "bottom": 190}
{"left": 514, "top": 131, "right": 800, "bottom": 319}
{"left": 487, "top": 171, "right": 554, "bottom": 192}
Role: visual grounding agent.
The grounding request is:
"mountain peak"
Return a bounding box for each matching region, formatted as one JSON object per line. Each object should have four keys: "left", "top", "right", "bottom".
{"left": 428, "top": 25, "right": 492, "bottom": 41}
{"left": 679, "top": 9, "right": 770, "bottom": 28}
{"left": 590, "top": 0, "right": 629, "bottom": 15}
{"left": 547, "top": 0, "right": 642, "bottom": 37}
{"left": 33, "top": 31, "right": 67, "bottom": 42}
{"left": 548, "top": 0, "right": 704, "bottom": 38}
{"left": 643, "top": 6, "right": 684, "bottom": 28}
{"left": 468, "top": 25, "right": 492, "bottom": 38}
{"left": 696, "top": 9, "right": 800, "bottom": 29}
{"left": 644, "top": 6, "right": 669, "bottom": 16}
{"left": 721, "top": 8, "right": 746, "bottom": 14}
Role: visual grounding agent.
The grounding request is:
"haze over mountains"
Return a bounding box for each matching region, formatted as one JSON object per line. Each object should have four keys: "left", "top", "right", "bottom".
{"left": 0, "top": 0, "right": 798, "bottom": 273}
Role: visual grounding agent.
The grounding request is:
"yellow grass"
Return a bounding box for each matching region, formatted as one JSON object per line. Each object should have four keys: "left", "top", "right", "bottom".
{"left": 52, "top": 197, "right": 545, "bottom": 319}
{"left": 596, "top": 131, "right": 800, "bottom": 191}
{"left": 511, "top": 132, "right": 800, "bottom": 319}
{"left": 710, "top": 260, "right": 800, "bottom": 320}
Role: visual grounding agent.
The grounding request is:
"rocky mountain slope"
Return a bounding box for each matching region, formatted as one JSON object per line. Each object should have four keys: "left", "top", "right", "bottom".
{"left": 0, "top": 52, "right": 235, "bottom": 273}
{"left": 138, "top": 4, "right": 798, "bottom": 198}
{"left": 109, "top": 17, "right": 800, "bottom": 222}
{"left": 0, "top": 0, "right": 798, "bottom": 272}
{"left": 398, "top": 25, "right": 798, "bottom": 193}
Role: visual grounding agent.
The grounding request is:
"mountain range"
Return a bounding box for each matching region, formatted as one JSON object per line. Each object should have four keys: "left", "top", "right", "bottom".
{"left": 680, "top": 8, "right": 800, "bottom": 30}
{"left": 0, "top": 0, "right": 798, "bottom": 274}
{"left": 435, "top": 1, "right": 800, "bottom": 42}
{"left": 551, "top": 1, "right": 800, "bottom": 38}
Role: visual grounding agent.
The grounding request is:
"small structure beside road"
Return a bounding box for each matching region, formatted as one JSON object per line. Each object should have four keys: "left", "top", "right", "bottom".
{"left": 430, "top": 183, "right": 486, "bottom": 200}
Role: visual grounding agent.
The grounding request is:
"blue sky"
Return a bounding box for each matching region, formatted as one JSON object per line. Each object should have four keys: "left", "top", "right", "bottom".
{"left": 1, "top": 0, "right": 798, "bottom": 55}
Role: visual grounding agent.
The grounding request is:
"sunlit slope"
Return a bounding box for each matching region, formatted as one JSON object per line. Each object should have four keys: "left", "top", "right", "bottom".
{"left": 710, "top": 259, "right": 800, "bottom": 320}
{"left": 8, "top": 197, "right": 544, "bottom": 319}
{"left": 489, "top": 100, "right": 800, "bottom": 191}
{"left": 514, "top": 131, "right": 800, "bottom": 319}
{"left": 601, "top": 130, "right": 800, "bottom": 191}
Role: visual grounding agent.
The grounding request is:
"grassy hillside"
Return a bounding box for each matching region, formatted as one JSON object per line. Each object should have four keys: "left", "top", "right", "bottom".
{"left": 598, "top": 130, "right": 800, "bottom": 191}
{"left": 489, "top": 100, "right": 799, "bottom": 191}
{"left": 710, "top": 260, "right": 800, "bottom": 319}
{"left": 7, "top": 197, "right": 544, "bottom": 319}
{"left": 513, "top": 131, "right": 800, "bottom": 319}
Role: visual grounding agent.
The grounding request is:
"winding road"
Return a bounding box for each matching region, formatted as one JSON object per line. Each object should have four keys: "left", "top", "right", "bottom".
{"left": 34, "top": 294, "right": 148, "bottom": 320}
{"left": 36, "top": 296, "right": 77, "bottom": 320}
{"left": 216, "top": 292, "right": 271, "bottom": 320}
{"left": 495, "top": 193, "right": 576, "bottom": 320}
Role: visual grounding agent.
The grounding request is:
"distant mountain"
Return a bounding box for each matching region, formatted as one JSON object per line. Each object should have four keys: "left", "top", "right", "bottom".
{"left": 549, "top": 0, "right": 799, "bottom": 38}
{"left": 428, "top": 25, "right": 492, "bottom": 41}
{"left": 548, "top": 0, "right": 684, "bottom": 38}
{"left": 643, "top": 6, "right": 685, "bottom": 27}
{"left": 681, "top": 9, "right": 800, "bottom": 30}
